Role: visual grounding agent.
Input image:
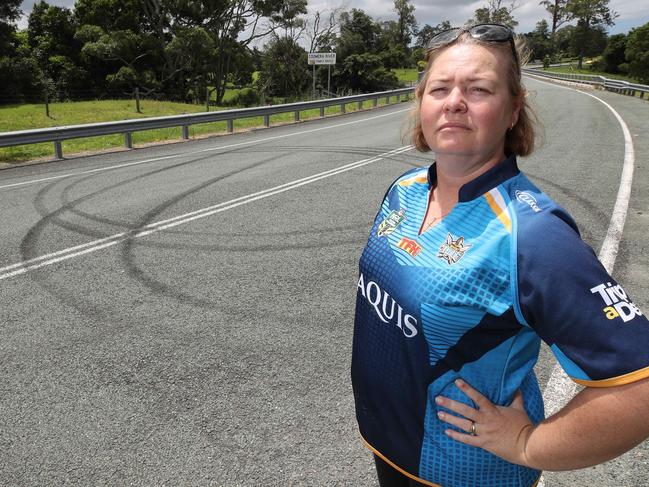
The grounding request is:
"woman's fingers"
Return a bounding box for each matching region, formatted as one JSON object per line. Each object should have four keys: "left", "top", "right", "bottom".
{"left": 437, "top": 409, "right": 474, "bottom": 433}
{"left": 435, "top": 395, "right": 479, "bottom": 421}
{"left": 455, "top": 379, "right": 495, "bottom": 411}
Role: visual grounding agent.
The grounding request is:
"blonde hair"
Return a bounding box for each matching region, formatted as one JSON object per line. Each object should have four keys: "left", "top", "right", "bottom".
{"left": 410, "top": 33, "right": 537, "bottom": 157}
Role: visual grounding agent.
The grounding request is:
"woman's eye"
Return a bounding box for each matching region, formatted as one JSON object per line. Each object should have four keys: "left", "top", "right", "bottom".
{"left": 472, "top": 87, "right": 489, "bottom": 93}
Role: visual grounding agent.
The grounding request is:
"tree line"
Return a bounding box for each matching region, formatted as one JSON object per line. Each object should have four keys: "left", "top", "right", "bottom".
{"left": 0, "top": 0, "right": 647, "bottom": 107}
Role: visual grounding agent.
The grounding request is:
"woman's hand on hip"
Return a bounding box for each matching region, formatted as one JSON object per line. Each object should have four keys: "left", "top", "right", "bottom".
{"left": 435, "top": 378, "right": 535, "bottom": 467}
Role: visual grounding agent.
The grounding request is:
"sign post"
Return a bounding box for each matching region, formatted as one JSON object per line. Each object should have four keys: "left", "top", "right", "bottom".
{"left": 308, "top": 52, "right": 336, "bottom": 98}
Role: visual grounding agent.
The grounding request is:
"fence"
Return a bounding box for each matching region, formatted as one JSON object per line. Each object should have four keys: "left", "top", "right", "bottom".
{"left": 522, "top": 67, "right": 649, "bottom": 100}
{"left": 0, "top": 88, "right": 415, "bottom": 160}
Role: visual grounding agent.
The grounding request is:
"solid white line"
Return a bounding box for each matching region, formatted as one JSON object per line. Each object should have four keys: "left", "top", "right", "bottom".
{"left": 0, "top": 107, "right": 411, "bottom": 190}
{"left": 0, "top": 145, "right": 413, "bottom": 280}
{"left": 527, "top": 76, "right": 636, "bottom": 487}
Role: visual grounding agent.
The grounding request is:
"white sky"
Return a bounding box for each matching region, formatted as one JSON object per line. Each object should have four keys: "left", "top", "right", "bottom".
{"left": 16, "top": 0, "right": 649, "bottom": 35}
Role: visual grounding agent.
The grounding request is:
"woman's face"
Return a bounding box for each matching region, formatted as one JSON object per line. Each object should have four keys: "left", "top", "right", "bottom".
{"left": 420, "top": 42, "right": 520, "bottom": 164}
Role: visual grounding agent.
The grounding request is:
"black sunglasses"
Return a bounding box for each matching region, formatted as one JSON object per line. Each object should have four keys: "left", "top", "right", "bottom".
{"left": 427, "top": 23, "right": 520, "bottom": 74}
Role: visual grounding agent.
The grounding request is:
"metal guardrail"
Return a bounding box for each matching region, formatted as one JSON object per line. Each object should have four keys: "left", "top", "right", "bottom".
{"left": 0, "top": 87, "right": 415, "bottom": 160}
{"left": 522, "top": 67, "right": 649, "bottom": 100}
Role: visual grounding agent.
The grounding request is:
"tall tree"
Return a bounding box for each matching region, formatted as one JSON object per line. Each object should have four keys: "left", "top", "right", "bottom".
{"left": 539, "top": 0, "right": 572, "bottom": 35}
{"left": 566, "top": 0, "right": 617, "bottom": 68}
{"left": 0, "top": 0, "right": 21, "bottom": 53}
{"left": 393, "top": 0, "right": 417, "bottom": 50}
{"left": 472, "top": 0, "right": 519, "bottom": 29}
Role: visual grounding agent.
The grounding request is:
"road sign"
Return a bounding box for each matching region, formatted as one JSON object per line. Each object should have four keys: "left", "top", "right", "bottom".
{"left": 308, "top": 53, "right": 336, "bottom": 65}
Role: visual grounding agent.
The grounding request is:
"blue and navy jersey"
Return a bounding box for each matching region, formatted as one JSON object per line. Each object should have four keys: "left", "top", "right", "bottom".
{"left": 351, "top": 155, "right": 649, "bottom": 487}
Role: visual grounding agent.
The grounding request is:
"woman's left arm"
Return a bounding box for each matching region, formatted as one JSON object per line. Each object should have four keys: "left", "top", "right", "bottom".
{"left": 436, "top": 376, "right": 649, "bottom": 471}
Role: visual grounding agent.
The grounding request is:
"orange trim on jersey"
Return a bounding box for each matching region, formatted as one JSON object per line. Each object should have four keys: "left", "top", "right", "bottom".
{"left": 484, "top": 193, "right": 512, "bottom": 233}
{"left": 484, "top": 191, "right": 512, "bottom": 233}
{"left": 398, "top": 175, "right": 428, "bottom": 187}
{"left": 360, "top": 434, "right": 442, "bottom": 487}
{"left": 360, "top": 432, "right": 541, "bottom": 487}
{"left": 572, "top": 365, "right": 649, "bottom": 388}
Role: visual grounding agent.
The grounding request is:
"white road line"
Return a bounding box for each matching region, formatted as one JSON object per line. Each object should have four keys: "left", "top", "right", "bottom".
{"left": 0, "top": 145, "right": 413, "bottom": 280}
{"left": 527, "top": 77, "right": 636, "bottom": 487}
{"left": 0, "top": 107, "right": 411, "bottom": 190}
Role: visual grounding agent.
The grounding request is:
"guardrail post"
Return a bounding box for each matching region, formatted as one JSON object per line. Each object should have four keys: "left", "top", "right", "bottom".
{"left": 385, "top": 96, "right": 390, "bottom": 104}
{"left": 357, "top": 101, "right": 363, "bottom": 110}
{"left": 182, "top": 125, "right": 190, "bottom": 139}
{"left": 397, "top": 94, "right": 401, "bottom": 102}
{"left": 374, "top": 98, "right": 378, "bottom": 107}
{"left": 294, "top": 110, "right": 300, "bottom": 121}
{"left": 264, "top": 114, "right": 270, "bottom": 127}
{"left": 227, "top": 120, "right": 234, "bottom": 133}
{"left": 340, "top": 103, "right": 346, "bottom": 113}
{"left": 54, "top": 141, "right": 63, "bottom": 159}
{"left": 319, "top": 107, "right": 325, "bottom": 117}
{"left": 124, "top": 132, "right": 133, "bottom": 148}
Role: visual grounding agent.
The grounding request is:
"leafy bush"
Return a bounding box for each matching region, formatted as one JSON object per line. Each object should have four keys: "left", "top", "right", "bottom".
{"left": 625, "top": 23, "right": 649, "bottom": 83}
{"left": 224, "top": 88, "right": 260, "bottom": 107}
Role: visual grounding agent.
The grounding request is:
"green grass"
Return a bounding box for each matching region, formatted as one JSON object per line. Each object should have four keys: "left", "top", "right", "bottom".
{"left": 541, "top": 64, "right": 640, "bottom": 83}
{"left": 392, "top": 68, "right": 419, "bottom": 83}
{"left": 0, "top": 93, "right": 413, "bottom": 163}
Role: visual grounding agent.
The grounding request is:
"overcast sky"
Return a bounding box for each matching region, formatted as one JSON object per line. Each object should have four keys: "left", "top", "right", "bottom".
{"left": 16, "top": 0, "right": 649, "bottom": 36}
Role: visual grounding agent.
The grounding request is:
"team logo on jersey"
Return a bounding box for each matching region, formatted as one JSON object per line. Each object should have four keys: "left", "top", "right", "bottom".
{"left": 590, "top": 282, "right": 644, "bottom": 323}
{"left": 377, "top": 209, "right": 406, "bottom": 237}
{"left": 515, "top": 190, "right": 542, "bottom": 213}
{"left": 437, "top": 234, "right": 472, "bottom": 265}
{"left": 397, "top": 238, "right": 422, "bottom": 257}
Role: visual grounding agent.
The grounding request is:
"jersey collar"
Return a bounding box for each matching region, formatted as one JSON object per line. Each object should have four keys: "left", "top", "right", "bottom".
{"left": 427, "top": 155, "right": 520, "bottom": 203}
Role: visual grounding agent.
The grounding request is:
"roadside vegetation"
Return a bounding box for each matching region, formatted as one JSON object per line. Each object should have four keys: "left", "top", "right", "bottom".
{"left": 0, "top": 96, "right": 408, "bottom": 163}
{"left": 1, "top": 0, "right": 647, "bottom": 164}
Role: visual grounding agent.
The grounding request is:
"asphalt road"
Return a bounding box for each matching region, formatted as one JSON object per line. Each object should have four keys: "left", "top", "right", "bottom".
{"left": 1, "top": 78, "right": 648, "bottom": 486}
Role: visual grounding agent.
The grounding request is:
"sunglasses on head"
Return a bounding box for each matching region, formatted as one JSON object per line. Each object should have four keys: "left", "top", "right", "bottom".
{"left": 427, "top": 23, "right": 520, "bottom": 74}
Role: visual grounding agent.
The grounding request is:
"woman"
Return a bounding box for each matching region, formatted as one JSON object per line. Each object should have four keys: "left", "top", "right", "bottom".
{"left": 351, "top": 23, "right": 649, "bottom": 487}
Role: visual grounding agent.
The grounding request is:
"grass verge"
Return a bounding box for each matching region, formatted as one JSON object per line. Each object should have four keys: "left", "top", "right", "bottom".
{"left": 0, "top": 95, "right": 413, "bottom": 164}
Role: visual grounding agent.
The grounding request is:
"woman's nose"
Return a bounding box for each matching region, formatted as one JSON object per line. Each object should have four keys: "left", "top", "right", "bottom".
{"left": 444, "top": 87, "right": 467, "bottom": 113}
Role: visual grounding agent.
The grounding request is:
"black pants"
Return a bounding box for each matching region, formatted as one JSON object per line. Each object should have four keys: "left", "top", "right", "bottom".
{"left": 374, "top": 455, "right": 430, "bottom": 487}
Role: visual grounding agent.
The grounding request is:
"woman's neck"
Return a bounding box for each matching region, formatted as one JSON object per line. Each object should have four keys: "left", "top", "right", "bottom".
{"left": 434, "top": 151, "right": 506, "bottom": 206}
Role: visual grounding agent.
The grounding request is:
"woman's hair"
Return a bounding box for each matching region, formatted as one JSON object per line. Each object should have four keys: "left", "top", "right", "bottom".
{"left": 410, "top": 32, "right": 537, "bottom": 157}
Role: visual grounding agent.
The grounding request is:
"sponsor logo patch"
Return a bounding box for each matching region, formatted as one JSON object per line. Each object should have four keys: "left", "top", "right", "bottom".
{"left": 590, "top": 282, "right": 644, "bottom": 323}
{"left": 397, "top": 238, "right": 422, "bottom": 257}
{"left": 515, "top": 190, "right": 542, "bottom": 213}
{"left": 377, "top": 209, "right": 406, "bottom": 237}
{"left": 438, "top": 233, "right": 472, "bottom": 265}
{"left": 357, "top": 273, "right": 418, "bottom": 337}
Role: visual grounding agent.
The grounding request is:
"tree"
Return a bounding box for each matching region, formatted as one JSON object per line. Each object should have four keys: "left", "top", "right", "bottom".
{"left": 415, "top": 21, "right": 451, "bottom": 48}
{"left": 601, "top": 33, "right": 626, "bottom": 73}
{"left": 305, "top": 8, "right": 342, "bottom": 53}
{"left": 0, "top": 0, "right": 21, "bottom": 53}
{"left": 257, "top": 36, "right": 309, "bottom": 98}
{"left": 471, "top": 0, "right": 519, "bottom": 29}
{"left": 566, "top": 0, "right": 617, "bottom": 68}
{"left": 333, "top": 53, "right": 399, "bottom": 93}
{"left": 336, "top": 8, "right": 380, "bottom": 60}
{"left": 539, "top": 0, "right": 572, "bottom": 35}
{"left": 393, "top": 0, "right": 417, "bottom": 50}
{"left": 625, "top": 22, "right": 649, "bottom": 83}
{"left": 524, "top": 20, "right": 553, "bottom": 62}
